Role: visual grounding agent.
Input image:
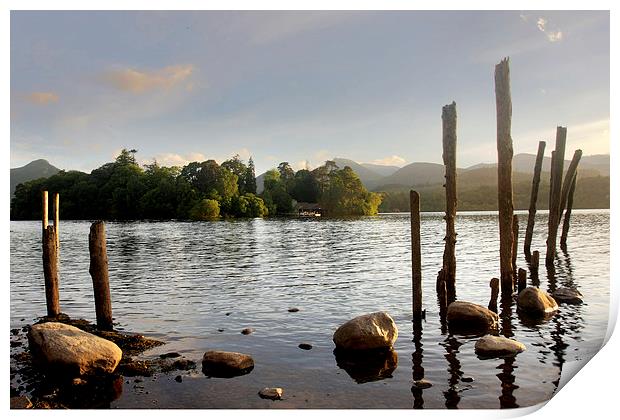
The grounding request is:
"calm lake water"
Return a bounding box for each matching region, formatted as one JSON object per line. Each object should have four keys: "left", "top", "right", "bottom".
{"left": 10, "top": 210, "right": 609, "bottom": 409}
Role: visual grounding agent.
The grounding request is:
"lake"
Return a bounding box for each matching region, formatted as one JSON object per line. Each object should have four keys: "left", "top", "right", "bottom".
{"left": 9, "top": 210, "right": 610, "bottom": 409}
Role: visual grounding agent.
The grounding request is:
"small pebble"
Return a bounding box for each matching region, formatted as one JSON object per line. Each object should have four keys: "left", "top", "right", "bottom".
{"left": 412, "top": 379, "right": 433, "bottom": 389}
{"left": 175, "top": 375, "right": 182, "bottom": 383}
{"left": 259, "top": 387, "right": 283, "bottom": 400}
{"left": 159, "top": 352, "right": 182, "bottom": 359}
{"left": 288, "top": 308, "right": 300, "bottom": 313}
{"left": 241, "top": 328, "right": 254, "bottom": 335}
{"left": 298, "top": 343, "right": 313, "bottom": 350}
{"left": 217, "top": 329, "right": 224, "bottom": 332}
{"left": 462, "top": 377, "right": 474, "bottom": 383}
{"left": 225, "top": 312, "right": 231, "bottom": 316}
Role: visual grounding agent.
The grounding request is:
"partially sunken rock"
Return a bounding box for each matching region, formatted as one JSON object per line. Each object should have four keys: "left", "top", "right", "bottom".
{"left": 474, "top": 335, "right": 526, "bottom": 358}
{"left": 517, "top": 287, "right": 558, "bottom": 316}
{"left": 552, "top": 287, "right": 583, "bottom": 304}
{"left": 333, "top": 312, "right": 398, "bottom": 351}
{"left": 202, "top": 350, "right": 254, "bottom": 378}
{"left": 446, "top": 301, "right": 499, "bottom": 333}
{"left": 258, "top": 387, "right": 283, "bottom": 400}
{"left": 27, "top": 322, "right": 122, "bottom": 377}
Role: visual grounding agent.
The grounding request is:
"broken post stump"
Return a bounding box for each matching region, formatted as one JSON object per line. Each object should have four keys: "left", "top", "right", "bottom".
{"left": 42, "top": 225, "right": 60, "bottom": 318}
{"left": 517, "top": 268, "right": 527, "bottom": 293}
{"left": 436, "top": 269, "right": 448, "bottom": 320}
{"left": 546, "top": 127, "right": 567, "bottom": 266}
{"left": 489, "top": 277, "right": 500, "bottom": 313}
{"left": 89, "top": 221, "right": 113, "bottom": 331}
{"left": 524, "top": 141, "right": 546, "bottom": 259}
{"left": 531, "top": 250, "right": 540, "bottom": 272}
{"left": 560, "top": 173, "right": 577, "bottom": 249}
{"left": 495, "top": 57, "right": 514, "bottom": 297}
{"left": 442, "top": 101, "right": 458, "bottom": 304}
{"left": 42, "top": 190, "right": 48, "bottom": 233}
{"left": 410, "top": 190, "right": 423, "bottom": 321}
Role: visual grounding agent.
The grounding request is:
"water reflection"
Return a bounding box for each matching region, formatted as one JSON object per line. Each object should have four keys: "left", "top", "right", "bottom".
{"left": 334, "top": 349, "right": 398, "bottom": 384}
{"left": 441, "top": 335, "right": 464, "bottom": 409}
{"left": 411, "top": 320, "right": 424, "bottom": 409}
{"left": 497, "top": 297, "right": 518, "bottom": 408}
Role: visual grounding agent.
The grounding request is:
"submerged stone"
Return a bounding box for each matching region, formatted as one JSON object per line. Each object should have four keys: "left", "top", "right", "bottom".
{"left": 552, "top": 287, "right": 583, "bottom": 304}
{"left": 202, "top": 350, "right": 254, "bottom": 378}
{"left": 446, "top": 301, "right": 499, "bottom": 333}
{"left": 241, "top": 328, "right": 254, "bottom": 335}
{"left": 517, "top": 287, "right": 558, "bottom": 316}
{"left": 333, "top": 312, "right": 398, "bottom": 351}
{"left": 474, "top": 335, "right": 526, "bottom": 358}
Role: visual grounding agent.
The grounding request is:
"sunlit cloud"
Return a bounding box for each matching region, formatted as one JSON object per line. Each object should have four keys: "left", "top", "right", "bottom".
{"left": 536, "top": 16, "right": 563, "bottom": 43}
{"left": 292, "top": 160, "right": 312, "bottom": 171}
{"left": 103, "top": 64, "right": 195, "bottom": 93}
{"left": 26, "top": 91, "right": 59, "bottom": 105}
{"left": 144, "top": 152, "right": 207, "bottom": 167}
{"left": 367, "top": 155, "right": 406, "bottom": 166}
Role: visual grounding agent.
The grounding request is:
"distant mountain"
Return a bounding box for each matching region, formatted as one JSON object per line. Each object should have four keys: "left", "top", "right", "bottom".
{"left": 375, "top": 162, "right": 446, "bottom": 189}
{"left": 332, "top": 158, "right": 385, "bottom": 189}
{"left": 467, "top": 153, "right": 610, "bottom": 176}
{"left": 360, "top": 163, "right": 401, "bottom": 177}
{"left": 10, "top": 159, "right": 61, "bottom": 197}
{"left": 256, "top": 172, "right": 266, "bottom": 194}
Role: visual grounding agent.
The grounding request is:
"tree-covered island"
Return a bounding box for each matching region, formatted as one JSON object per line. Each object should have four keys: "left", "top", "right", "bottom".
{"left": 10, "top": 149, "right": 382, "bottom": 220}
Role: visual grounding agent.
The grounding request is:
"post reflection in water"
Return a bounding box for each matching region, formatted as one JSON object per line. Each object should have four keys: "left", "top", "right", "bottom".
{"left": 411, "top": 320, "right": 425, "bottom": 409}
{"left": 497, "top": 297, "right": 519, "bottom": 408}
{"left": 441, "top": 334, "right": 464, "bottom": 409}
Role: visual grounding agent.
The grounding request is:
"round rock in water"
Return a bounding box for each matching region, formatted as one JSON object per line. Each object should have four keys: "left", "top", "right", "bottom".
{"left": 474, "top": 334, "right": 526, "bottom": 358}
{"left": 517, "top": 287, "right": 558, "bottom": 316}
{"left": 446, "top": 301, "right": 499, "bottom": 333}
{"left": 27, "top": 322, "right": 122, "bottom": 376}
{"left": 411, "top": 379, "right": 432, "bottom": 389}
{"left": 241, "top": 328, "right": 254, "bottom": 335}
{"left": 258, "top": 387, "right": 283, "bottom": 400}
{"left": 288, "top": 307, "right": 300, "bottom": 313}
{"left": 298, "top": 343, "right": 313, "bottom": 350}
{"left": 202, "top": 350, "right": 254, "bottom": 378}
{"left": 552, "top": 287, "right": 583, "bottom": 304}
{"left": 333, "top": 311, "right": 398, "bottom": 351}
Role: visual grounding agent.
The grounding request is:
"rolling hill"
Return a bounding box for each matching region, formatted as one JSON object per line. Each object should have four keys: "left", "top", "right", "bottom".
{"left": 10, "top": 159, "right": 61, "bottom": 197}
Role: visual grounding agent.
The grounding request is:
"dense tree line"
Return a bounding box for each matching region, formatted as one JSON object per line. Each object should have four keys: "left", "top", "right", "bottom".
{"left": 10, "top": 151, "right": 382, "bottom": 220}
{"left": 377, "top": 175, "right": 610, "bottom": 212}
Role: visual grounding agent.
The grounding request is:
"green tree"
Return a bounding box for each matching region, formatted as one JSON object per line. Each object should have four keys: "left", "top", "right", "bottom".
{"left": 244, "top": 157, "right": 257, "bottom": 194}
{"left": 289, "top": 169, "right": 320, "bottom": 203}
{"left": 222, "top": 154, "right": 250, "bottom": 194}
{"left": 190, "top": 199, "right": 220, "bottom": 220}
{"left": 320, "top": 166, "right": 381, "bottom": 216}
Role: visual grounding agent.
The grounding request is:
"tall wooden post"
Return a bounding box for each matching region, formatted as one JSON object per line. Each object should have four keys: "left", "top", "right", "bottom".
{"left": 410, "top": 190, "right": 423, "bottom": 321}
{"left": 560, "top": 173, "right": 577, "bottom": 248}
{"left": 89, "top": 221, "right": 113, "bottom": 330}
{"left": 559, "top": 149, "right": 582, "bottom": 218}
{"left": 441, "top": 101, "right": 457, "bottom": 304}
{"left": 42, "top": 190, "right": 49, "bottom": 232}
{"left": 546, "top": 127, "right": 567, "bottom": 265}
{"left": 495, "top": 57, "right": 514, "bottom": 297}
{"left": 524, "top": 141, "right": 546, "bottom": 258}
{"left": 511, "top": 214, "right": 519, "bottom": 277}
{"left": 42, "top": 225, "right": 60, "bottom": 318}
{"left": 53, "top": 193, "right": 60, "bottom": 251}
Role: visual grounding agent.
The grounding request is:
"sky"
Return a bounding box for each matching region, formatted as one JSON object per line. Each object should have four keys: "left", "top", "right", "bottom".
{"left": 10, "top": 10, "right": 610, "bottom": 175}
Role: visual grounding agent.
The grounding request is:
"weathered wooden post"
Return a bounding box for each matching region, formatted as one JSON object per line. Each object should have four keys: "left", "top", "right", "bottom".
{"left": 42, "top": 225, "right": 60, "bottom": 318}
{"left": 436, "top": 270, "right": 447, "bottom": 321}
{"left": 546, "top": 127, "right": 567, "bottom": 265}
{"left": 495, "top": 57, "right": 514, "bottom": 297}
{"left": 559, "top": 149, "right": 582, "bottom": 218}
{"left": 517, "top": 268, "right": 527, "bottom": 293}
{"left": 524, "top": 141, "right": 546, "bottom": 259}
{"left": 531, "top": 250, "right": 540, "bottom": 272}
{"left": 89, "top": 221, "right": 113, "bottom": 330}
{"left": 511, "top": 214, "right": 519, "bottom": 276}
{"left": 53, "top": 192, "right": 60, "bottom": 251}
{"left": 560, "top": 173, "right": 577, "bottom": 248}
{"left": 42, "top": 190, "right": 48, "bottom": 232}
{"left": 489, "top": 277, "right": 500, "bottom": 313}
{"left": 441, "top": 101, "right": 458, "bottom": 304}
{"left": 410, "top": 191, "right": 423, "bottom": 321}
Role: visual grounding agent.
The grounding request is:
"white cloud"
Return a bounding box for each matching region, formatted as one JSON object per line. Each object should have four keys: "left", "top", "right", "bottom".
{"left": 537, "top": 18, "right": 547, "bottom": 32}
{"left": 535, "top": 16, "right": 563, "bottom": 43}
{"left": 368, "top": 155, "right": 406, "bottom": 166}
{"left": 292, "top": 160, "right": 312, "bottom": 171}
{"left": 143, "top": 152, "right": 207, "bottom": 167}
{"left": 546, "top": 31, "right": 563, "bottom": 42}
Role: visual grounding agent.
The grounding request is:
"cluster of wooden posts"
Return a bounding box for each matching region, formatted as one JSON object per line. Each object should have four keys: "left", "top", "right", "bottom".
{"left": 41, "top": 191, "right": 114, "bottom": 330}
{"left": 410, "top": 57, "right": 582, "bottom": 321}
